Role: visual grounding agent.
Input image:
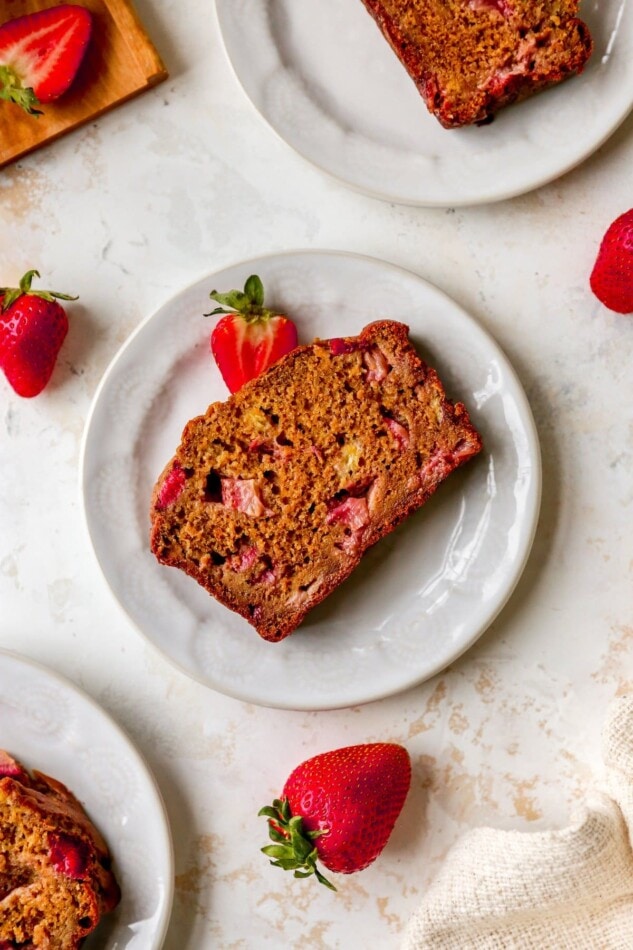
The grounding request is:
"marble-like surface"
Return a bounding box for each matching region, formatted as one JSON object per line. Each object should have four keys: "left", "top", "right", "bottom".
{"left": 0, "top": 2, "right": 632, "bottom": 947}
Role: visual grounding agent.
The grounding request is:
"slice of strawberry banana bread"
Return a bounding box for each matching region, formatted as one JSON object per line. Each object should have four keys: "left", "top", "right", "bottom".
{"left": 0, "top": 750, "right": 120, "bottom": 949}
{"left": 150, "top": 320, "right": 482, "bottom": 642}
{"left": 360, "top": 0, "right": 593, "bottom": 128}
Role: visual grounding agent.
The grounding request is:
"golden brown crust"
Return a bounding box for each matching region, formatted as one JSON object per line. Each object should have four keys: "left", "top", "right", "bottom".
{"left": 360, "top": 0, "right": 593, "bottom": 127}
{"left": 150, "top": 320, "right": 483, "bottom": 642}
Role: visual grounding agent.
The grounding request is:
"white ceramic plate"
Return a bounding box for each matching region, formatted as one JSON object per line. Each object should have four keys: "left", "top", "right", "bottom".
{"left": 0, "top": 650, "right": 174, "bottom": 948}
{"left": 215, "top": 0, "right": 633, "bottom": 206}
{"left": 81, "top": 251, "right": 540, "bottom": 710}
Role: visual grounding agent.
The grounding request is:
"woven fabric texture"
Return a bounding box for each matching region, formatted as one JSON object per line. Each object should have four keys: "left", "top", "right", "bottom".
{"left": 403, "top": 696, "right": 633, "bottom": 949}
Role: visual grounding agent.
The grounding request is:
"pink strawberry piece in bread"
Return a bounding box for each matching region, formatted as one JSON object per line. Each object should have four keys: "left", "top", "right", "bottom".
{"left": 363, "top": 346, "right": 390, "bottom": 381}
{"left": 327, "top": 494, "right": 371, "bottom": 554}
{"left": 326, "top": 495, "right": 370, "bottom": 530}
{"left": 227, "top": 544, "right": 259, "bottom": 573}
{"left": 384, "top": 416, "right": 410, "bottom": 450}
{"left": 221, "top": 477, "right": 270, "bottom": 517}
{"left": 329, "top": 337, "right": 362, "bottom": 355}
{"left": 0, "top": 751, "right": 28, "bottom": 782}
{"left": 48, "top": 832, "right": 91, "bottom": 879}
{"left": 156, "top": 461, "right": 188, "bottom": 510}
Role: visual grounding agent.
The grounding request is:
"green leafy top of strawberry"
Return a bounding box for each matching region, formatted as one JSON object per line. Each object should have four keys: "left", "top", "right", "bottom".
{"left": 258, "top": 798, "right": 335, "bottom": 890}
{"left": 206, "top": 274, "right": 274, "bottom": 322}
{"left": 0, "top": 269, "right": 78, "bottom": 312}
{"left": 0, "top": 64, "right": 42, "bottom": 116}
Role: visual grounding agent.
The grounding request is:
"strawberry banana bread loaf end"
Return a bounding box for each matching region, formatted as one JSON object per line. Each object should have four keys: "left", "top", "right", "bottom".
{"left": 150, "top": 320, "right": 482, "bottom": 642}
{"left": 0, "top": 750, "right": 120, "bottom": 948}
{"left": 360, "top": 0, "right": 593, "bottom": 128}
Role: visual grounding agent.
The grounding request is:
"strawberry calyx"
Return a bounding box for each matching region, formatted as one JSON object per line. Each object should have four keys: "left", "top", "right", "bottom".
{"left": 258, "top": 797, "right": 336, "bottom": 891}
{"left": 0, "top": 64, "right": 42, "bottom": 116}
{"left": 205, "top": 274, "right": 275, "bottom": 324}
{"left": 0, "top": 269, "right": 78, "bottom": 312}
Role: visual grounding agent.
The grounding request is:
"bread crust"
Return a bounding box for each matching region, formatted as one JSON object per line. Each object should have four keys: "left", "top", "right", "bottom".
{"left": 150, "top": 321, "right": 483, "bottom": 642}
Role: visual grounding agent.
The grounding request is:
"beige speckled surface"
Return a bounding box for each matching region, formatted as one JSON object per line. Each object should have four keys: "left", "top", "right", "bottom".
{"left": 0, "top": 0, "right": 632, "bottom": 946}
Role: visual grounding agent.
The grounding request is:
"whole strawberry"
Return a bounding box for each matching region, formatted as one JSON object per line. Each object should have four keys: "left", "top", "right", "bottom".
{"left": 590, "top": 209, "right": 633, "bottom": 314}
{"left": 259, "top": 743, "right": 411, "bottom": 890}
{"left": 206, "top": 274, "right": 298, "bottom": 393}
{"left": 0, "top": 269, "right": 77, "bottom": 397}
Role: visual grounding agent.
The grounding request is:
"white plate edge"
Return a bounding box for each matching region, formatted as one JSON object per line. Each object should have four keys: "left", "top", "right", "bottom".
{"left": 79, "top": 248, "right": 543, "bottom": 710}
{"left": 213, "top": 0, "right": 633, "bottom": 207}
{"left": 0, "top": 648, "right": 176, "bottom": 947}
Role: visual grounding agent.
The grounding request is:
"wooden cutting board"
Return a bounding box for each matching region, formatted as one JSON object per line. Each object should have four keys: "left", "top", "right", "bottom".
{"left": 0, "top": 0, "right": 168, "bottom": 168}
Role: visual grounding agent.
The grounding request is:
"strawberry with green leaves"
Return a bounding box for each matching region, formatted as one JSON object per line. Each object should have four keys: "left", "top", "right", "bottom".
{"left": 259, "top": 743, "right": 411, "bottom": 890}
{"left": 206, "top": 275, "right": 298, "bottom": 393}
{"left": 0, "top": 4, "right": 92, "bottom": 117}
{"left": 0, "top": 269, "right": 77, "bottom": 397}
{"left": 590, "top": 209, "right": 633, "bottom": 314}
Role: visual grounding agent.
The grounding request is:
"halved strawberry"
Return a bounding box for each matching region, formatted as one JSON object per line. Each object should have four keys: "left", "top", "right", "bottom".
{"left": 206, "top": 275, "right": 298, "bottom": 393}
{"left": 0, "top": 4, "right": 92, "bottom": 116}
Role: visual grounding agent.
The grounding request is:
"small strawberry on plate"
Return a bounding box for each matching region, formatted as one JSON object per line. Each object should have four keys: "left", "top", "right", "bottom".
{"left": 259, "top": 743, "right": 411, "bottom": 889}
{"left": 590, "top": 209, "right": 633, "bottom": 314}
{"left": 0, "top": 269, "right": 77, "bottom": 397}
{"left": 0, "top": 4, "right": 92, "bottom": 116}
{"left": 206, "top": 274, "right": 298, "bottom": 393}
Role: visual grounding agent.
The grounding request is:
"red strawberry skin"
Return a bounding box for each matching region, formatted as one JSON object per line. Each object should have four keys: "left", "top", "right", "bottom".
{"left": 283, "top": 743, "right": 411, "bottom": 874}
{"left": 0, "top": 4, "right": 92, "bottom": 105}
{"left": 207, "top": 275, "right": 298, "bottom": 392}
{"left": 590, "top": 209, "right": 633, "bottom": 314}
{"left": 0, "top": 294, "right": 68, "bottom": 397}
{"left": 211, "top": 312, "right": 298, "bottom": 393}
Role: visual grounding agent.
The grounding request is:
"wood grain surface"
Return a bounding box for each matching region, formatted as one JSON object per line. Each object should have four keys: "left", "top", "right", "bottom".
{"left": 0, "top": 0, "right": 168, "bottom": 167}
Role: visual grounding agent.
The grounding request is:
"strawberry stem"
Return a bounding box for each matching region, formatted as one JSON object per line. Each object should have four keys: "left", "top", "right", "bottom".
{"left": 0, "top": 65, "right": 42, "bottom": 116}
{"left": 0, "top": 270, "right": 78, "bottom": 312}
{"left": 205, "top": 274, "right": 275, "bottom": 322}
{"left": 258, "top": 798, "right": 336, "bottom": 890}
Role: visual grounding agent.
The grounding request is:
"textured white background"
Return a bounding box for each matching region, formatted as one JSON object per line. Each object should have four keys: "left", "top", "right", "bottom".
{"left": 0, "top": 1, "right": 632, "bottom": 947}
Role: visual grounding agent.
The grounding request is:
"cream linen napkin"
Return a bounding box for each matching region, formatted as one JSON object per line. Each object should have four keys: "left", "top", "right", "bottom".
{"left": 403, "top": 696, "right": 633, "bottom": 950}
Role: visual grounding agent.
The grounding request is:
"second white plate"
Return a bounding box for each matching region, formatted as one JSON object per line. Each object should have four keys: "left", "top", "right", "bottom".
{"left": 0, "top": 650, "right": 173, "bottom": 948}
{"left": 216, "top": 0, "right": 633, "bottom": 206}
{"left": 81, "top": 251, "right": 540, "bottom": 709}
